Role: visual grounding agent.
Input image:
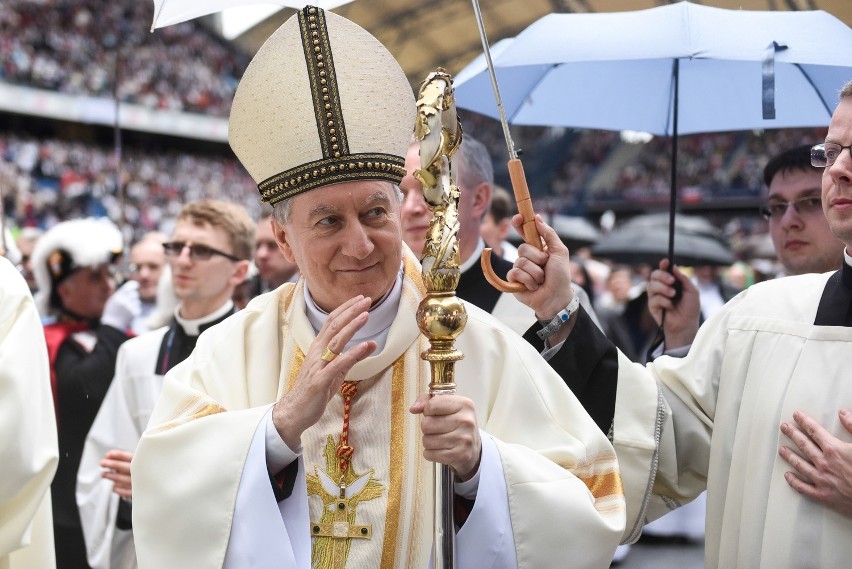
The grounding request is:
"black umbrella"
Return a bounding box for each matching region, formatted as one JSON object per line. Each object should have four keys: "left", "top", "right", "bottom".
{"left": 592, "top": 225, "right": 734, "bottom": 267}
{"left": 508, "top": 214, "right": 600, "bottom": 250}
{"left": 619, "top": 213, "right": 724, "bottom": 241}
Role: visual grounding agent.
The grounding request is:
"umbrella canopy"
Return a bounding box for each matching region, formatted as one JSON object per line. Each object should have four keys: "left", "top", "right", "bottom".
{"left": 508, "top": 213, "right": 600, "bottom": 249}
{"left": 620, "top": 213, "right": 724, "bottom": 241}
{"left": 592, "top": 224, "right": 734, "bottom": 267}
{"left": 150, "top": 0, "right": 353, "bottom": 30}
{"left": 454, "top": 2, "right": 852, "bottom": 134}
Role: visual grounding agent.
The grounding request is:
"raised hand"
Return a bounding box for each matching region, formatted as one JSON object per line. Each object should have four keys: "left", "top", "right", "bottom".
{"left": 272, "top": 295, "right": 377, "bottom": 449}
{"left": 508, "top": 214, "right": 575, "bottom": 320}
{"left": 101, "top": 280, "right": 142, "bottom": 331}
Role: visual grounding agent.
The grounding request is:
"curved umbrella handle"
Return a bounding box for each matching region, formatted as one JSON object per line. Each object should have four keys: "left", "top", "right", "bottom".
{"left": 481, "top": 158, "right": 542, "bottom": 293}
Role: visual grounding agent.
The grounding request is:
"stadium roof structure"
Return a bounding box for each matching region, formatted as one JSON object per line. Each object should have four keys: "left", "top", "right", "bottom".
{"left": 231, "top": 0, "right": 852, "bottom": 88}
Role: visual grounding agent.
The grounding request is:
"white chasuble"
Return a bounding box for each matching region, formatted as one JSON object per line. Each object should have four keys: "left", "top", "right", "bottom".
{"left": 132, "top": 249, "right": 624, "bottom": 568}
{"left": 0, "top": 257, "right": 58, "bottom": 569}
{"left": 611, "top": 272, "right": 852, "bottom": 568}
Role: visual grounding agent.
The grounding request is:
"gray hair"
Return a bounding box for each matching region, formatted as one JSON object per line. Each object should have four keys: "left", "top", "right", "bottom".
{"left": 456, "top": 134, "right": 494, "bottom": 190}
{"left": 841, "top": 80, "right": 852, "bottom": 100}
{"left": 272, "top": 183, "right": 403, "bottom": 226}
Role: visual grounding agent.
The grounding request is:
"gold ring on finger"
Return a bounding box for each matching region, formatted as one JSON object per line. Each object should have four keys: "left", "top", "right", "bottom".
{"left": 321, "top": 346, "right": 339, "bottom": 362}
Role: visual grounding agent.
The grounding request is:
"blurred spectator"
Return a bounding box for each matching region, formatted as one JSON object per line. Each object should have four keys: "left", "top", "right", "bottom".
{"left": 32, "top": 217, "right": 136, "bottom": 569}
{"left": 0, "top": 131, "right": 259, "bottom": 242}
{"left": 251, "top": 210, "right": 298, "bottom": 296}
{"left": 480, "top": 185, "right": 518, "bottom": 261}
{"left": 126, "top": 232, "right": 166, "bottom": 334}
{"left": 0, "top": 0, "right": 248, "bottom": 117}
{"left": 15, "top": 226, "right": 42, "bottom": 292}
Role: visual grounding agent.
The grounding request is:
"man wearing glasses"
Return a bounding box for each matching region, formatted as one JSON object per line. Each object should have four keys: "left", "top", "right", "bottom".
{"left": 645, "top": 144, "right": 846, "bottom": 353}
{"left": 509, "top": 79, "right": 852, "bottom": 568}
{"left": 760, "top": 144, "right": 845, "bottom": 276}
{"left": 76, "top": 200, "right": 255, "bottom": 569}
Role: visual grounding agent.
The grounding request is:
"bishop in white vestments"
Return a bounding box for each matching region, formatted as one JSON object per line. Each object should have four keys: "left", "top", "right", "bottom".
{"left": 131, "top": 7, "right": 625, "bottom": 569}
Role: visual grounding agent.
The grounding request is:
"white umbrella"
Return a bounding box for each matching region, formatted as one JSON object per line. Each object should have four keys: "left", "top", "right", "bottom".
{"left": 150, "top": 0, "right": 353, "bottom": 31}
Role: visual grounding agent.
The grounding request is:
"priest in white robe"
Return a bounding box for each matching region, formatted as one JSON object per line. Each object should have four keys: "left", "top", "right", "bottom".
{"left": 0, "top": 256, "right": 58, "bottom": 569}
{"left": 507, "top": 79, "right": 852, "bottom": 569}
{"left": 76, "top": 199, "right": 255, "bottom": 569}
{"left": 131, "top": 7, "right": 624, "bottom": 569}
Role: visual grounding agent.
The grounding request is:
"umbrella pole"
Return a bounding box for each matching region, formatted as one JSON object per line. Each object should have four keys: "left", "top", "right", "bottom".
{"left": 658, "top": 58, "right": 682, "bottom": 350}
{"left": 470, "top": 0, "right": 542, "bottom": 294}
{"left": 667, "top": 59, "right": 679, "bottom": 271}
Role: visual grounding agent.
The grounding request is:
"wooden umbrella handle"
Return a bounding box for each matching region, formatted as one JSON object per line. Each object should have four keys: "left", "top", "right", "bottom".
{"left": 481, "top": 158, "right": 542, "bottom": 293}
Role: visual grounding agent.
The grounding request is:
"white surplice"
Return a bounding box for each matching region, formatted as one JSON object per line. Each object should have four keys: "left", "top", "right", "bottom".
{"left": 76, "top": 327, "right": 167, "bottom": 569}
{"left": 612, "top": 271, "right": 852, "bottom": 568}
{"left": 131, "top": 249, "right": 625, "bottom": 568}
{"left": 0, "top": 257, "right": 58, "bottom": 569}
{"left": 77, "top": 301, "right": 235, "bottom": 569}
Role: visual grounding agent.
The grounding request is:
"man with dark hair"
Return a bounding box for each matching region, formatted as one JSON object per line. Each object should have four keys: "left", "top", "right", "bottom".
{"left": 646, "top": 144, "right": 845, "bottom": 353}
{"left": 762, "top": 144, "right": 844, "bottom": 276}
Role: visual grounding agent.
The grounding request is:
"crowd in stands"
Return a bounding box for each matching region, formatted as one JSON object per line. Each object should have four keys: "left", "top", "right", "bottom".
{"left": 548, "top": 127, "right": 825, "bottom": 207}
{"left": 0, "top": 0, "right": 248, "bottom": 116}
{"left": 0, "top": 132, "right": 259, "bottom": 241}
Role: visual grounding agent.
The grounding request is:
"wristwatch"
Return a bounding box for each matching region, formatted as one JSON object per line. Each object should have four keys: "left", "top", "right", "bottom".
{"left": 536, "top": 294, "right": 580, "bottom": 341}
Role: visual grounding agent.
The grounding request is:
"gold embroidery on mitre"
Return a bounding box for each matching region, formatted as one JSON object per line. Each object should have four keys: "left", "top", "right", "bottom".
{"left": 257, "top": 154, "right": 406, "bottom": 205}
{"left": 308, "top": 435, "right": 384, "bottom": 569}
{"left": 299, "top": 6, "right": 348, "bottom": 162}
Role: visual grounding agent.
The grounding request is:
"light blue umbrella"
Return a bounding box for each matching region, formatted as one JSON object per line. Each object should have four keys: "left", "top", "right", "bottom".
{"left": 453, "top": 2, "right": 852, "bottom": 135}
{"left": 453, "top": 1, "right": 851, "bottom": 274}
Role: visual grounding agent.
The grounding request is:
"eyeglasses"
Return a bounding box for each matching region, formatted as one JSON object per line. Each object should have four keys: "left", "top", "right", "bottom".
{"left": 811, "top": 143, "right": 852, "bottom": 168}
{"left": 162, "top": 241, "right": 241, "bottom": 262}
{"left": 759, "top": 197, "right": 822, "bottom": 220}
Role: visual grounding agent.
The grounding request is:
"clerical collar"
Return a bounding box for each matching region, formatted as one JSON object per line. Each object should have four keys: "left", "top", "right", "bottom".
{"left": 303, "top": 267, "right": 403, "bottom": 353}
{"left": 459, "top": 238, "right": 486, "bottom": 274}
{"left": 842, "top": 249, "right": 852, "bottom": 290}
{"left": 174, "top": 300, "right": 234, "bottom": 336}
